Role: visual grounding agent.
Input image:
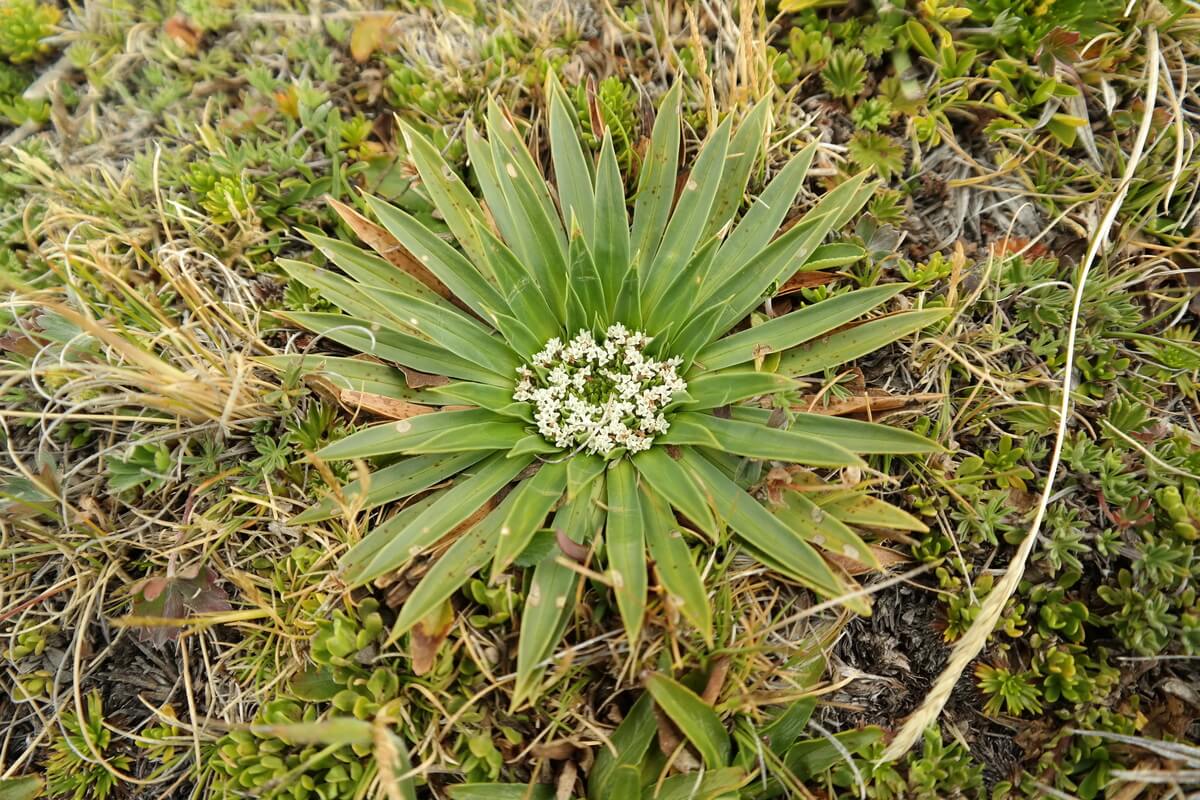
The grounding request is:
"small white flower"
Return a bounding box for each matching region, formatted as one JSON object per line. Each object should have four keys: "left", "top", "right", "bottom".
{"left": 514, "top": 328, "right": 686, "bottom": 457}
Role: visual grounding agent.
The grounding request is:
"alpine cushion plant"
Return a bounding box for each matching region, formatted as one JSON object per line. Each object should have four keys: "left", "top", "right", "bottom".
{"left": 270, "top": 77, "right": 945, "bottom": 705}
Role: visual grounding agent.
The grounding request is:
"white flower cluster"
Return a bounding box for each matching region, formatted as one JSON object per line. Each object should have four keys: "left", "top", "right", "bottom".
{"left": 513, "top": 324, "right": 687, "bottom": 457}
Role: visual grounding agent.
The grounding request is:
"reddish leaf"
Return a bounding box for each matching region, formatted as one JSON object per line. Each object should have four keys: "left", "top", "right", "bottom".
{"left": 130, "top": 565, "right": 231, "bottom": 646}
{"left": 555, "top": 528, "right": 589, "bottom": 563}
{"left": 164, "top": 16, "right": 203, "bottom": 54}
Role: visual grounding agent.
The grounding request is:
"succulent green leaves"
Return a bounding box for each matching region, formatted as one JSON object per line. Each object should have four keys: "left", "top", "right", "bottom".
{"left": 284, "top": 83, "right": 945, "bottom": 698}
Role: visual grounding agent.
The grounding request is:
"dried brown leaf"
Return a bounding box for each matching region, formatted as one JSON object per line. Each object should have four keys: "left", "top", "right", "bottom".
{"left": 306, "top": 375, "right": 437, "bottom": 420}
{"left": 795, "top": 391, "right": 942, "bottom": 417}
{"left": 130, "top": 565, "right": 232, "bottom": 646}
{"left": 350, "top": 15, "right": 394, "bottom": 63}
{"left": 164, "top": 16, "right": 203, "bottom": 54}
{"left": 326, "top": 196, "right": 456, "bottom": 303}
{"left": 410, "top": 599, "right": 453, "bottom": 676}
{"left": 398, "top": 366, "right": 450, "bottom": 389}
{"left": 824, "top": 545, "right": 910, "bottom": 576}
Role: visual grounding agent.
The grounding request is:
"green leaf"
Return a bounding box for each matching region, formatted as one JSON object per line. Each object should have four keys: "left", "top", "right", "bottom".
{"left": 701, "top": 98, "right": 769, "bottom": 242}
{"left": 398, "top": 421, "right": 528, "bottom": 454}
{"left": 465, "top": 125, "right": 522, "bottom": 260}
{"left": 647, "top": 236, "right": 721, "bottom": 336}
{"left": 548, "top": 73, "right": 595, "bottom": 240}
{"left": 565, "top": 229, "right": 606, "bottom": 334}
{"left": 371, "top": 287, "right": 521, "bottom": 376}
{"left": 255, "top": 355, "right": 444, "bottom": 405}
{"left": 605, "top": 459, "right": 647, "bottom": 644}
{"left": 432, "top": 382, "right": 531, "bottom": 421}
{"left": 814, "top": 491, "right": 929, "bottom": 531}
{"left": 392, "top": 488, "right": 519, "bottom": 637}
{"left": 696, "top": 284, "right": 905, "bottom": 371}
{"left": 630, "top": 82, "right": 681, "bottom": 275}
{"left": 642, "top": 117, "right": 732, "bottom": 308}
{"left": 343, "top": 452, "right": 533, "bottom": 585}
{"left": 364, "top": 195, "right": 511, "bottom": 326}
{"left": 669, "top": 302, "right": 727, "bottom": 372}
{"left": 489, "top": 311, "right": 545, "bottom": 361}
{"left": 657, "top": 768, "right": 748, "bottom": 800}
{"left": 804, "top": 241, "right": 867, "bottom": 271}
{"left": 708, "top": 174, "right": 877, "bottom": 334}
{"left": 254, "top": 719, "right": 418, "bottom": 800}
{"left": 662, "top": 412, "right": 865, "bottom": 468}
{"left": 762, "top": 697, "right": 818, "bottom": 756}
{"left": 472, "top": 220, "right": 562, "bottom": 346}
{"left": 290, "top": 667, "right": 342, "bottom": 701}
{"left": 490, "top": 460, "right": 568, "bottom": 579}
{"left": 642, "top": 487, "right": 712, "bottom": 643}
{"left": 589, "top": 692, "right": 657, "bottom": 799}
{"left": 682, "top": 371, "right": 798, "bottom": 410}
{"left": 773, "top": 489, "right": 879, "bottom": 569}
{"left": 277, "top": 311, "right": 506, "bottom": 386}
{"left": 783, "top": 727, "right": 883, "bottom": 778}
{"left": 277, "top": 259, "right": 416, "bottom": 328}
{"left": 677, "top": 449, "right": 860, "bottom": 607}
{"left": 331, "top": 493, "right": 441, "bottom": 578}
{"left": 446, "top": 785, "right": 554, "bottom": 800}
{"left": 0, "top": 777, "right": 43, "bottom": 800}
{"left": 513, "top": 488, "right": 603, "bottom": 707}
{"left": 612, "top": 257, "right": 643, "bottom": 330}
{"left": 302, "top": 231, "right": 449, "bottom": 306}
{"left": 730, "top": 407, "right": 942, "bottom": 454}
{"left": 399, "top": 123, "right": 488, "bottom": 269}
{"left": 508, "top": 434, "right": 563, "bottom": 458}
{"left": 632, "top": 447, "right": 717, "bottom": 536}
{"left": 905, "top": 19, "right": 938, "bottom": 61}
{"left": 606, "top": 766, "right": 641, "bottom": 800}
{"left": 779, "top": 307, "right": 950, "bottom": 376}
{"left": 567, "top": 453, "right": 606, "bottom": 502}
{"left": 292, "top": 450, "right": 487, "bottom": 523}
{"left": 593, "top": 131, "right": 630, "bottom": 315}
{"left": 316, "top": 408, "right": 506, "bottom": 460}
{"left": 703, "top": 142, "right": 815, "bottom": 296}
{"left": 252, "top": 717, "right": 374, "bottom": 748}
{"left": 644, "top": 673, "right": 729, "bottom": 768}
{"left": 487, "top": 101, "right": 569, "bottom": 318}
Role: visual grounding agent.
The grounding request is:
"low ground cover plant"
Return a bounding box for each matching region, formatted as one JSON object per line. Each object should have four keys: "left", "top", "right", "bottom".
{"left": 1, "top": 1, "right": 1198, "bottom": 798}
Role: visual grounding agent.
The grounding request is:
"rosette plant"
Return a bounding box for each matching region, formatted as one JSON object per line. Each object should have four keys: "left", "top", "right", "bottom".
{"left": 270, "top": 78, "right": 944, "bottom": 704}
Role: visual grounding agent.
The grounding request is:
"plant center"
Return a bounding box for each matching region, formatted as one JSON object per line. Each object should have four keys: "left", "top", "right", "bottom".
{"left": 513, "top": 325, "right": 687, "bottom": 458}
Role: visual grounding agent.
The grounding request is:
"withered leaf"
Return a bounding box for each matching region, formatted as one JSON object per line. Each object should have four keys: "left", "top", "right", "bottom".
{"left": 305, "top": 375, "right": 437, "bottom": 420}
{"left": 326, "top": 196, "right": 455, "bottom": 303}
{"left": 776, "top": 270, "right": 838, "bottom": 296}
{"left": 130, "top": 564, "right": 231, "bottom": 647}
{"left": 824, "top": 545, "right": 909, "bottom": 576}
{"left": 398, "top": 365, "right": 450, "bottom": 389}
{"left": 164, "top": 16, "right": 203, "bottom": 54}
{"left": 349, "top": 14, "right": 394, "bottom": 63}
{"left": 794, "top": 391, "right": 941, "bottom": 417}
{"left": 410, "top": 599, "right": 453, "bottom": 676}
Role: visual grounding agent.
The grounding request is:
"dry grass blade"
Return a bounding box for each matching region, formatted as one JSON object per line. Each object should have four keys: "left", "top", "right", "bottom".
{"left": 880, "top": 25, "right": 1163, "bottom": 763}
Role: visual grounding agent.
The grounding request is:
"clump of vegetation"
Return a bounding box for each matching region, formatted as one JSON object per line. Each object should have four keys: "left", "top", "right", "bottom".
{"left": 278, "top": 75, "right": 941, "bottom": 708}
{"left": 2, "top": 1, "right": 1199, "bottom": 798}
{"left": 0, "top": 0, "right": 59, "bottom": 63}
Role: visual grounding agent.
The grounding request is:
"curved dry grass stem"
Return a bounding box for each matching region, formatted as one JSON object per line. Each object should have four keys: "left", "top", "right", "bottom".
{"left": 880, "top": 24, "right": 1164, "bottom": 763}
